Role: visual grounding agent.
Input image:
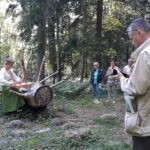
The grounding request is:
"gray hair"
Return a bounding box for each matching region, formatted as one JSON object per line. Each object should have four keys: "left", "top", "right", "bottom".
{"left": 127, "top": 18, "right": 150, "bottom": 33}
{"left": 93, "top": 62, "right": 99, "bottom": 66}
{"left": 128, "top": 58, "right": 134, "bottom": 62}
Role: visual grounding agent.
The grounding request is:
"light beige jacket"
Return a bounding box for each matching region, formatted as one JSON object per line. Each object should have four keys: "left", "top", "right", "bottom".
{"left": 120, "top": 38, "right": 150, "bottom": 136}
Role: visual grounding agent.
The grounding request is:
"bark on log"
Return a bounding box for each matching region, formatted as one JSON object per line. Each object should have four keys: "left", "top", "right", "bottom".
{"left": 10, "top": 83, "right": 53, "bottom": 108}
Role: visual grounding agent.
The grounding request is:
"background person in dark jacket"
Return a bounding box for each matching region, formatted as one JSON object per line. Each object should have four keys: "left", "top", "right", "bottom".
{"left": 90, "top": 62, "right": 103, "bottom": 104}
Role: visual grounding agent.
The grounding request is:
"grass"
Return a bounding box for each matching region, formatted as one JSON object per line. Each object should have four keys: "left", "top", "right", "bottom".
{"left": 53, "top": 95, "right": 75, "bottom": 115}
{"left": 55, "top": 103, "right": 75, "bottom": 115}
{"left": 72, "top": 92, "right": 115, "bottom": 111}
{"left": 3, "top": 129, "right": 131, "bottom": 150}
{"left": 0, "top": 90, "right": 131, "bottom": 150}
{"left": 72, "top": 93, "right": 101, "bottom": 109}
{"left": 92, "top": 116, "right": 120, "bottom": 127}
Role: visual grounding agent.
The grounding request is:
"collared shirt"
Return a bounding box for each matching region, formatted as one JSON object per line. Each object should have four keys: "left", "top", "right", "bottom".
{"left": 123, "top": 65, "right": 131, "bottom": 76}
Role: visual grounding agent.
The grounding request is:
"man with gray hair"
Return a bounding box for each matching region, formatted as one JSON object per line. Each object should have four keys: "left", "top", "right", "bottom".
{"left": 116, "top": 18, "right": 150, "bottom": 150}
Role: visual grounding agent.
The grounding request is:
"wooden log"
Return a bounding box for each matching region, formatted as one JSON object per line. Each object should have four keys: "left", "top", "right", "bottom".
{"left": 10, "top": 83, "right": 53, "bottom": 108}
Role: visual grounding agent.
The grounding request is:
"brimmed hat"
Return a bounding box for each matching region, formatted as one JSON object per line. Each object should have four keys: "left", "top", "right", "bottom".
{"left": 5, "top": 58, "right": 15, "bottom": 64}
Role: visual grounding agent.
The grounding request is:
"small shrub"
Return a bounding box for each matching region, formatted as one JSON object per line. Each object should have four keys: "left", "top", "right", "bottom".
{"left": 53, "top": 81, "right": 90, "bottom": 99}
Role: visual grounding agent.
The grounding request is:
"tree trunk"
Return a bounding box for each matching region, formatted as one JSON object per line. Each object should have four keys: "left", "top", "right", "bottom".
{"left": 47, "top": 2, "right": 57, "bottom": 84}
{"left": 96, "top": 0, "right": 103, "bottom": 39}
{"left": 84, "top": 51, "right": 88, "bottom": 78}
{"left": 80, "top": 1, "right": 88, "bottom": 81}
{"left": 10, "top": 83, "right": 53, "bottom": 108}
{"left": 94, "top": 0, "right": 103, "bottom": 63}
{"left": 57, "top": 16, "right": 62, "bottom": 81}
{"left": 35, "top": 0, "right": 47, "bottom": 81}
{"left": 80, "top": 51, "right": 86, "bottom": 81}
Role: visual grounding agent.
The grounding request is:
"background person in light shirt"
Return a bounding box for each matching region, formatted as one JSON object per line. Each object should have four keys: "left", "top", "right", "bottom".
{"left": 0, "top": 58, "right": 25, "bottom": 114}
{"left": 123, "top": 58, "right": 134, "bottom": 77}
{"left": 0, "top": 58, "right": 22, "bottom": 87}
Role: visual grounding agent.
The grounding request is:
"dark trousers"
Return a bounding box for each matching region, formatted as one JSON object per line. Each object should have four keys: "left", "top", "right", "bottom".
{"left": 133, "top": 136, "right": 150, "bottom": 150}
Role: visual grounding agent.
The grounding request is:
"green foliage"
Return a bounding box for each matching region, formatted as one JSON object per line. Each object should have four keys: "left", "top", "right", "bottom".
{"left": 16, "top": 0, "right": 39, "bottom": 42}
{"left": 1, "top": 0, "right": 145, "bottom": 80}
{"left": 103, "top": 15, "right": 123, "bottom": 31}
{"left": 53, "top": 81, "right": 90, "bottom": 99}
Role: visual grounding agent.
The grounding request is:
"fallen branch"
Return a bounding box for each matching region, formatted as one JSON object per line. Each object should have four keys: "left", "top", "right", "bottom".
{"left": 50, "top": 80, "right": 65, "bottom": 88}
{"left": 40, "top": 71, "right": 59, "bottom": 84}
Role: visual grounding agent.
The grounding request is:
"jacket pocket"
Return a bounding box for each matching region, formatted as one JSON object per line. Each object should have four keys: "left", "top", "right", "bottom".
{"left": 125, "top": 112, "right": 143, "bottom": 136}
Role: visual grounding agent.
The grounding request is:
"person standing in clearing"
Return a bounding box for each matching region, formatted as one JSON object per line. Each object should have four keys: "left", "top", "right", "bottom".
{"left": 123, "top": 58, "right": 134, "bottom": 78}
{"left": 90, "top": 62, "right": 103, "bottom": 104}
{"left": 106, "top": 60, "right": 119, "bottom": 102}
{"left": 116, "top": 18, "right": 150, "bottom": 150}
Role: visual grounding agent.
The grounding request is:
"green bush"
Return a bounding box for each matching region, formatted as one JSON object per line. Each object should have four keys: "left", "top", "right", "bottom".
{"left": 53, "top": 81, "right": 90, "bottom": 99}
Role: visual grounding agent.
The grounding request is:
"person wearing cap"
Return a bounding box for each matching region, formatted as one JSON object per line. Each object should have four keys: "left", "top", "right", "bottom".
{"left": 0, "top": 58, "right": 25, "bottom": 115}
{"left": 106, "top": 60, "right": 119, "bottom": 102}
{"left": 0, "top": 58, "right": 22, "bottom": 87}
{"left": 123, "top": 58, "right": 134, "bottom": 78}
{"left": 90, "top": 62, "right": 103, "bottom": 104}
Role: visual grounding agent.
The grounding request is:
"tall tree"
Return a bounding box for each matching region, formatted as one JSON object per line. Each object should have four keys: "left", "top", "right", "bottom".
{"left": 80, "top": 0, "right": 88, "bottom": 81}
{"left": 96, "top": 0, "right": 103, "bottom": 39}
{"left": 47, "top": 0, "right": 57, "bottom": 83}
{"left": 94, "top": 0, "right": 103, "bottom": 63}
{"left": 35, "top": 0, "right": 47, "bottom": 81}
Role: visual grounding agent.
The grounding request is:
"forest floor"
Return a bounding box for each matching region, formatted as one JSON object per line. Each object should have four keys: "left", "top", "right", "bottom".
{"left": 0, "top": 90, "right": 132, "bottom": 150}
